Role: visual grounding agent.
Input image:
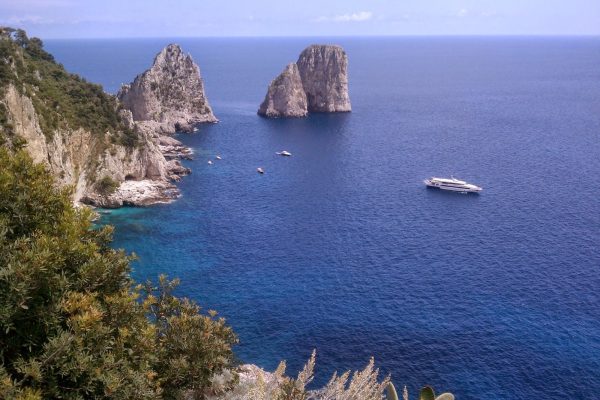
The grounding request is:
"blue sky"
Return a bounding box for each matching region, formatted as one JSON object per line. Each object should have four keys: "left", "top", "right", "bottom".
{"left": 1, "top": 0, "right": 599, "bottom": 38}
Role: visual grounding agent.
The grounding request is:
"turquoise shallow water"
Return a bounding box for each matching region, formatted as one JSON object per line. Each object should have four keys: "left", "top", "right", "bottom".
{"left": 47, "top": 37, "right": 600, "bottom": 399}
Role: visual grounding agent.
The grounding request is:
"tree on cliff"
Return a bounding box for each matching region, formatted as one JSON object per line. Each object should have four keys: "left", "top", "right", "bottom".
{"left": 0, "top": 26, "right": 137, "bottom": 147}
{"left": 0, "top": 149, "right": 237, "bottom": 399}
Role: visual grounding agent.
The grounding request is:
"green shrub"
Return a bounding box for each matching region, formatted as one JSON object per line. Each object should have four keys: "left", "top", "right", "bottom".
{"left": 0, "top": 149, "right": 238, "bottom": 399}
{"left": 0, "top": 27, "right": 139, "bottom": 148}
{"left": 95, "top": 175, "right": 120, "bottom": 195}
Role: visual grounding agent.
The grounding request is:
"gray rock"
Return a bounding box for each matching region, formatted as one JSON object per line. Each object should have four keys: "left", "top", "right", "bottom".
{"left": 2, "top": 83, "right": 194, "bottom": 207}
{"left": 118, "top": 44, "right": 217, "bottom": 133}
{"left": 82, "top": 179, "right": 181, "bottom": 208}
{"left": 297, "top": 44, "right": 351, "bottom": 113}
{"left": 258, "top": 63, "right": 307, "bottom": 118}
{"left": 1, "top": 39, "right": 200, "bottom": 209}
{"left": 258, "top": 44, "right": 350, "bottom": 118}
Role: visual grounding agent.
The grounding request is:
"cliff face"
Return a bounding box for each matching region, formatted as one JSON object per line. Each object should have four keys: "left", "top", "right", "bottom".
{"left": 2, "top": 84, "right": 183, "bottom": 207}
{"left": 258, "top": 44, "right": 350, "bottom": 118}
{"left": 258, "top": 63, "right": 307, "bottom": 118}
{"left": 118, "top": 44, "right": 217, "bottom": 133}
{"left": 0, "top": 30, "right": 191, "bottom": 208}
{"left": 297, "top": 45, "right": 351, "bottom": 113}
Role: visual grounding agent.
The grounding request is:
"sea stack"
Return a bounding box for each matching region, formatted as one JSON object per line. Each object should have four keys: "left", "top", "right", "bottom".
{"left": 258, "top": 44, "right": 351, "bottom": 118}
{"left": 257, "top": 63, "right": 308, "bottom": 118}
{"left": 118, "top": 44, "right": 217, "bottom": 133}
{"left": 297, "top": 45, "right": 351, "bottom": 113}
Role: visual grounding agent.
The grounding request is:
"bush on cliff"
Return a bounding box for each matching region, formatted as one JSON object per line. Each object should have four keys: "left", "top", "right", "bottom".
{"left": 0, "top": 149, "right": 237, "bottom": 399}
{"left": 0, "top": 27, "right": 138, "bottom": 147}
{"left": 95, "top": 175, "right": 120, "bottom": 195}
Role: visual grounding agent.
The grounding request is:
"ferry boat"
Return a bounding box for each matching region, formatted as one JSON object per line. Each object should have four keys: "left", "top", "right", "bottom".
{"left": 424, "top": 177, "right": 482, "bottom": 193}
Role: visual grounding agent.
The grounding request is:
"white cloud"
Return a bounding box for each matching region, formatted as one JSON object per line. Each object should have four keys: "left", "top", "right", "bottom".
{"left": 0, "top": 0, "right": 72, "bottom": 12}
{"left": 3, "top": 15, "right": 50, "bottom": 25}
{"left": 334, "top": 11, "right": 373, "bottom": 22}
{"left": 457, "top": 9, "right": 468, "bottom": 18}
{"left": 314, "top": 11, "right": 373, "bottom": 23}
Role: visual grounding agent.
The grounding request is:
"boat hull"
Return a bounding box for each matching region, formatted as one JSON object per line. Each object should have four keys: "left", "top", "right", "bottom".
{"left": 424, "top": 179, "right": 482, "bottom": 193}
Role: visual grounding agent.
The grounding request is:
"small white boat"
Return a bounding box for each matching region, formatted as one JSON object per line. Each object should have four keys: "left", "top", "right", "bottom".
{"left": 424, "top": 176, "right": 482, "bottom": 193}
{"left": 193, "top": 127, "right": 199, "bottom": 132}
{"left": 208, "top": 160, "right": 213, "bottom": 165}
{"left": 257, "top": 167, "right": 264, "bottom": 174}
{"left": 276, "top": 151, "right": 292, "bottom": 156}
{"left": 216, "top": 155, "right": 222, "bottom": 160}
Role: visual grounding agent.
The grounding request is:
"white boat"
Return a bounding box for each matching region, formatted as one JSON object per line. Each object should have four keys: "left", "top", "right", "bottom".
{"left": 208, "top": 160, "right": 213, "bottom": 165}
{"left": 276, "top": 151, "right": 292, "bottom": 156}
{"left": 216, "top": 155, "right": 222, "bottom": 160}
{"left": 257, "top": 167, "right": 264, "bottom": 174}
{"left": 424, "top": 177, "right": 482, "bottom": 193}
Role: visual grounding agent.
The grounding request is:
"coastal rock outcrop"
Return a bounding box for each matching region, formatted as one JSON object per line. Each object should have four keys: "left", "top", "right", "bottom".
{"left": 258, "top": 44, "right": 350, "bottom": 118}
{"left": 118, "top": 44, "right": 217, "bottom": 133}
{"left": 258, "top": 63, "right": 308, "bottom": 118}
{"left": 3, "top": 84, "right": 189, "bottom": 207}
{"left": 297, "top": 45, "right": 351, "bottom": 113}
{"left": 0, "top": 31, "right": 193, "bottom": 208}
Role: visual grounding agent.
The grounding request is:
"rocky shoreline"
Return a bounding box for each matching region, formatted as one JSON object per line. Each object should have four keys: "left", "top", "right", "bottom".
{"left": 3, "top": 34, "right": 355, "bottom": 210}
{"left": 81, "top": 133, "right": 193, "bottom": 208}
{"left": 81, "top": 44, "right": 215, "bottom": 208}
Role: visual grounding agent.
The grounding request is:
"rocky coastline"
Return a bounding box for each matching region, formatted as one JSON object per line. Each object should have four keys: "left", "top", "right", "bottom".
{"left": 2, "top": 31, "right": 352, "bottom": 209}
{"left": 0, "top": 33, "right": 213, "bottom": 209}
{"left": 78, "top": 44, "right": 219, "bottom": 208}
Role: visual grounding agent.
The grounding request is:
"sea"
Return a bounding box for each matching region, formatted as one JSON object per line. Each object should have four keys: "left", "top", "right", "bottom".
{"left": 46, "top": 37, "right": 600, "bottom": 399}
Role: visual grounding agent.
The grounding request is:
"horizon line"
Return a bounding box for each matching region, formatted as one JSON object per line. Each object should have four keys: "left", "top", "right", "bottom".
{"left": 41, "top": 33, "right": 600, "bottom": 40}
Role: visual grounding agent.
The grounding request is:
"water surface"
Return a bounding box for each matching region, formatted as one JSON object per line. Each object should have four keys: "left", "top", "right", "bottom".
{"left": 47, "top": 37, "right": 600, "bottom": 399}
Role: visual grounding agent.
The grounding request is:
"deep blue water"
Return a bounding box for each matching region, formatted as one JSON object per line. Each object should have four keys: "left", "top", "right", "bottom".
{"left": 46, "top": 37, "right": 600, "bottom": 399}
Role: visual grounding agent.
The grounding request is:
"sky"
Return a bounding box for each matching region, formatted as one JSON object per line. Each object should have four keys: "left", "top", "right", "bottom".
{"left": 1, "top": 0, "right": 599, "bottom": 39}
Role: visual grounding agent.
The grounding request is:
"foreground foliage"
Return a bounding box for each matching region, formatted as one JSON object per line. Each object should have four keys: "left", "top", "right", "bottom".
{"left": 0, "top": 149, "right": 450, "bottom": 399}
{"left": 0, "top": 149, "right": 237, "bottom": 399}
{"left": 387, "top": 383, "right": 455, "bottom": 400}
{"left": 215, "top": 351, "right": 390, "bottom": 400}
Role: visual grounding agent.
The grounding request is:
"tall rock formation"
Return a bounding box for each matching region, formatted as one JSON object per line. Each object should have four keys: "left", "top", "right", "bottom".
{"left": 258, "top": 63, "right": 307, "bottom": 118}
{"left": 297, "top": 45, "right": 351, "bottom": 113}
{"left": 257, "top": 44, "right": 350, "bottom": 118}
{"left": 118, "top": 44, "right": 217, "bottom": 133}
{"left": 0, "top": 29, "right": 191, "bottom": 208}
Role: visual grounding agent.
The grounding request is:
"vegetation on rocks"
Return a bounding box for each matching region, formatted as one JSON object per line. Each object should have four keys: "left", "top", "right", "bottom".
{"left": 0, "top": 149, "right": 237, "bottom": 399}
{"left": 0, "top": 28, "right": 454, "bottom": 399}
{"left": 0, "top": 27, "right": 137, "bottom": 146}
{"left": 95, "top": 175, "right": 120, "bottom": 195}
{"left": 0, "top": 148, "right": 455, "bottom": 399}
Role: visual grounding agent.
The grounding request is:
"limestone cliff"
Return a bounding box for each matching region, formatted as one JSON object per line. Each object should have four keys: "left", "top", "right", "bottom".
{"left": 2, "top": 83, "right": 187, "bottom": 207}
{"left": 0, "top": 28, "right": 190, "bottom": 208}
{"left": 297, "top": 45, "right": 351, "bottom": 113}
{"left": 258, "top": 63, "right": 307, "bottom": 118}
{"left": 118, "top": 44, "right": 217, "bottom": 132}
{"left": 258, "top": 44, "right": 350, "bottom": 118}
